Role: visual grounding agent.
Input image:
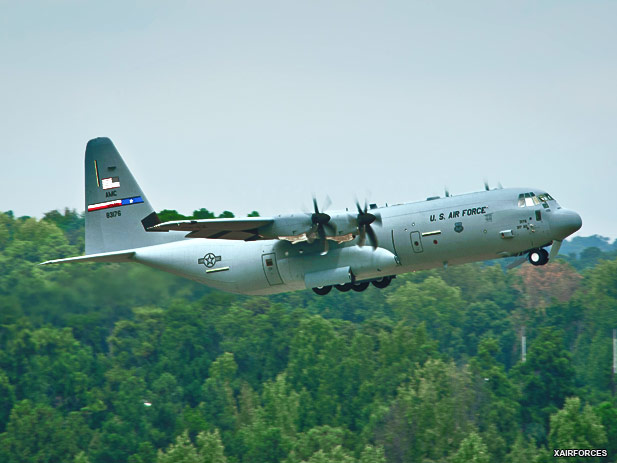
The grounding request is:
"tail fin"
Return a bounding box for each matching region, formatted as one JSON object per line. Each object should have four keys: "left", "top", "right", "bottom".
{"left": 85, "top": 138, "right": 181, "bottom": 254}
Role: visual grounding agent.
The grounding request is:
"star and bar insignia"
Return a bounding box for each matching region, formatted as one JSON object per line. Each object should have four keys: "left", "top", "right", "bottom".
{"left": 198, "top": 253, "right": 222, "bottom": 268}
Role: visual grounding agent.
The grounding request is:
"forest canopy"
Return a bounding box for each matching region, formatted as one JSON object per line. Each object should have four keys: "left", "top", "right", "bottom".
{"left": 1, "top": 208, "right": 616, "bottom": 463}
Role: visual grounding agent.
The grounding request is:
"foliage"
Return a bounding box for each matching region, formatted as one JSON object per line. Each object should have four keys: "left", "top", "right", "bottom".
{"left": 0, "top": 209, "right": 617, "bottom": 462}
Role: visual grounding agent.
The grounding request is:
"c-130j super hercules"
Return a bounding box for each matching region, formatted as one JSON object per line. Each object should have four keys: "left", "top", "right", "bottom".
{"left": 41, "top": 138, "right": 583, "bottom": 295}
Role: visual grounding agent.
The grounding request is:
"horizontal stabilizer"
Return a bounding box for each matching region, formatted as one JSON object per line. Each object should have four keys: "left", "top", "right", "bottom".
{"left": 149, "top": 217, "right": 273, "bottom": 240}
{"left": 40, "top": 250, "right": 135, "bottom": 266}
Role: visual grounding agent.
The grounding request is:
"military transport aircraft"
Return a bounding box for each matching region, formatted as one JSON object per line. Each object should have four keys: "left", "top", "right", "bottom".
{"left": 41, "top": 138, "right": 582, "bottom": 295}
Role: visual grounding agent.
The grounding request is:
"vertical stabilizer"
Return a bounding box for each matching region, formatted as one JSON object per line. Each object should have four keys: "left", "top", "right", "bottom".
{"left": 85, "top": 138, "right": 181, "bottom": 254}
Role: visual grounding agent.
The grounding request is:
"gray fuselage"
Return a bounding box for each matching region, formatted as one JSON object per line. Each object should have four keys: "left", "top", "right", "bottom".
{"left": 131, "top": 187, "right": 581, "bottom": 295}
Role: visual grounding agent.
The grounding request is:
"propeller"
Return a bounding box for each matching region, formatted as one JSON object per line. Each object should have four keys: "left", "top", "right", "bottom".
{"left": 484, "top": 180, "right": 490, "bottom": 191}
{"left": 307, "top": 196, "right": 335, "bottom": 254}
{"left": 355, "top": 201, "right": 382, "bottom": 250}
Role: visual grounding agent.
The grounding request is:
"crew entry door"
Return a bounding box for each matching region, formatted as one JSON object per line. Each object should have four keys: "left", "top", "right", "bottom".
{"left": 262, "top": 253, "right": 283, "bottom": 285}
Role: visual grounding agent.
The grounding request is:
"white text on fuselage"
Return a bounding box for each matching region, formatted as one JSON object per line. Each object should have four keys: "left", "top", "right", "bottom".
{"left": 430, "top": 206, "right": 488, "bottom": 222}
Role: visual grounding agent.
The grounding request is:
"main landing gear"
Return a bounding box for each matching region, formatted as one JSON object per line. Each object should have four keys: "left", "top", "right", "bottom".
{"left": 311, "top": 276, "right": 394, "bottom": 295}
{"left": 528, "top": 248, "right": 549, "bottom": 266}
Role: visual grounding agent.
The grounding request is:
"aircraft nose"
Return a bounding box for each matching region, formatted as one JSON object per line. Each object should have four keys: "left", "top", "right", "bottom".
{"left": 550, "top": 208, "right": 582, "bottom": 240}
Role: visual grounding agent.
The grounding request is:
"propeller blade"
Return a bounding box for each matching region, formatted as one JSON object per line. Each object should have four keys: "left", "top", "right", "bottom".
{"left": 355, "top": 201, "right": 363, "bottom": 215}
{"left": 324, "top": 222, "right": 336, "bottom": 235}
{"left": 373, "top": 212, "right": 382, "bottom": 226}
{"left": 549, "top": 240, "right": 562, "bottom": 261}
{"left": 322, "top": 195, "right": 332, "bottom": 212}
{"left": 445, "top": 187, "right": 450, "bottom": 197}
{"left": 321, "top": 237, "right": 329, "bottom": 255}
{"left": 484, "top": 180, "right": 490, "bottom": 191}
{"left": 358, "top": 226, "right": 366, "bottom": 247}
{"left": 366, "top": 226, "right": 378, "bottom": 250}
{"left": 313, "top": 197, "right": 319, "bottom": 214}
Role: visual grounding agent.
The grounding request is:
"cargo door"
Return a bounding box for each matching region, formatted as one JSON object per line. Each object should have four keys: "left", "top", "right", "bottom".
{"left": 262, "top": 253, "right": 283, "bottom": 285}
{"left": 410, "top": 231, "right": 424, "bottom": 253}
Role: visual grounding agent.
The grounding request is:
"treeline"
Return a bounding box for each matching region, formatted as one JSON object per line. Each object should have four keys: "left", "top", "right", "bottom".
{"left": 0, "top": 209, "right": 617, "bottom": 462}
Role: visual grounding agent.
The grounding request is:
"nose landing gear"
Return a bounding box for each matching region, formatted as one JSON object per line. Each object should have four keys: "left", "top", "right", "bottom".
{"left": 528, "top": 248, "right": 549, "bottom": 266}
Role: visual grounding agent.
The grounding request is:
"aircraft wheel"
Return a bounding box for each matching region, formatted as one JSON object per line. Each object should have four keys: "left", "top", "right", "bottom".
{"left": 312, "top": 286, "right": 332, "bottom": 296}
{"left": 528, "top": 249, "right": 548, "bottom": 266}
{"left": 351, "top": 281, "right": 370, "bottom": 292}
{"left": 335, "top": 283, "right": 352, "bottom": 292}
{"left": 371, "top": 276, "right": 392, "bottom": 289}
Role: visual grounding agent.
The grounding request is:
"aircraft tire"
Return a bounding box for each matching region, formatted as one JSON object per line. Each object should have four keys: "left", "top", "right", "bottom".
{"left": 335, "top": 283, "right": 352, "bottom": 292}
{"left": 371, "top": 276, "right": 392, "bottom": 289}
{"left": 351, "top": 282, "right": 370, "bottom": 292}
{"left": 312, "top": 286, "right": 332, "bottom": 296}
{"left": 528, "top": 249, "right": 548, "bottom": 266}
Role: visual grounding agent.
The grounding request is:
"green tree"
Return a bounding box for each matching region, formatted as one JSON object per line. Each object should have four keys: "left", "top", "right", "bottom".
{"left": 0, "top": 369, "right": 15, "bottom": 432}
{"left": 452, "top": 432, "right": 489, "bottom": 463}
{"left": 505, "top": 433, "right": 540, "bottom": 463}
{"left": 548, "top": 397, "right": 606, "bottom": 461}
{"left": 158, "top": 210, "right": 189, "bottom": 222}
{"left": 594, "top": 401, "right": 617, "bottom": 459}
{"left": 513, "top": 328, "right": 574, "bottom": 439}
{"left": 157, "top": 431, "right": 200, "bottom": 463}
{"left": 387, "top": 276, "right": 465, "bottom": 355}
{"left": 0, "top": 400, "right": 87, "bottom": 463}
{"left": 196, "top": 429, "right": 227, "bottom": 463}
{"left": 371, "top": 359, "right": 474, "bottom": 462}
{"left": 285, "top": 426, "right": 349, "bottom": 463}
{"left": 469, "top": 338, "right": 520, "bottom": 448}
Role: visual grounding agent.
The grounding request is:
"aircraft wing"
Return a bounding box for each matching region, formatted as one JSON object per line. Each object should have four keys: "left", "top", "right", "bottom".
{"left": 148, "top": 217, "right": 274, "bottom": 240}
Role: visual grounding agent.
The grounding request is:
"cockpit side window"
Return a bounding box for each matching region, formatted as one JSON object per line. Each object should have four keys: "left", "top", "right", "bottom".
{"left": 518, "top": 194, "right": 525, "bottom": 207}
{"left": 538, "top": 193, "right": 554, "bottom": 202}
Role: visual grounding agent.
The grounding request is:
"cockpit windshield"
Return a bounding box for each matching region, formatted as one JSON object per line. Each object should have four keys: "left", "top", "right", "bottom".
{"left": 517, "top": 192, "right": 554, "bottom": 207}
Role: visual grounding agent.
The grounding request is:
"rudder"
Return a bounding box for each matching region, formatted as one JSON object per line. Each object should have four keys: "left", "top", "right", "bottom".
{"left": 85, "top": 138, "right": 181, "bottom": 254}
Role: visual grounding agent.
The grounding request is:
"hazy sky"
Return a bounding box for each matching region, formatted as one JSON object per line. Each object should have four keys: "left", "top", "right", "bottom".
{"left": 1, "top": 1, "right": 615, "bottom": 238}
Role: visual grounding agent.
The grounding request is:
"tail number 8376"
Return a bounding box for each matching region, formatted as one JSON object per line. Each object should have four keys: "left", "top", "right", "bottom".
{"left": 106, "top": 210, "right": 121, "bottom": 219}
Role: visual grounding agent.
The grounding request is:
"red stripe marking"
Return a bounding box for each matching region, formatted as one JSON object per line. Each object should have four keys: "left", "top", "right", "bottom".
{"left": 88, "top": 200, "right": 122, "bottom": 212}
